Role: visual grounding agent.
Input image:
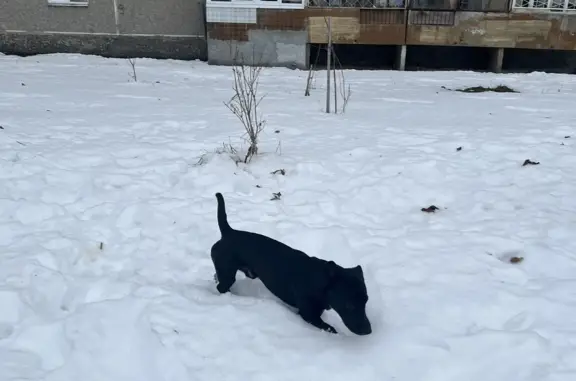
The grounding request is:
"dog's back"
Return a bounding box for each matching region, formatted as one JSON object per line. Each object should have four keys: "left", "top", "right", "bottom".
{"left": 214, "top": 193, "right": 331, "bottom": 308}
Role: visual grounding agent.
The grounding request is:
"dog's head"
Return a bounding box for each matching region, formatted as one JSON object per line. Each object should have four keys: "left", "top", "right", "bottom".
{"left": 325, "top": 262, "right": 372, "bottom": 336}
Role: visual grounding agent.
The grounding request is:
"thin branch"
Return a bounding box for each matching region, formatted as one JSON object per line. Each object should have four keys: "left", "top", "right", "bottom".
{"left": 127, "top": 58, "right": 137, "bottom": 82}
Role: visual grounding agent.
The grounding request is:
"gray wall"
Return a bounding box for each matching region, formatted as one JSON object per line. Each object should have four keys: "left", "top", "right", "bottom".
{"left": 0, "top": 0, "right": 206, "bottom": 60}
{"left": 208, "top": 30, "right": 309, "bottom": 70}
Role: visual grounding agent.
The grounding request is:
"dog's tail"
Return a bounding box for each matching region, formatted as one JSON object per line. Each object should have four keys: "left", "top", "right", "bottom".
{"left": 215, "top": 192, "right": 232, "bottom": 236}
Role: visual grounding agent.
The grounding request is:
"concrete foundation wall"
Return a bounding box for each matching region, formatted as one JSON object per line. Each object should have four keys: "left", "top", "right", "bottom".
{"left": 208, "top": 30, "right": 308, "bottom": 69}
{"left": 0, "top": 33, "right": 206, "bottom": 60}
{"left": 0, "top": 0, "right": 206, "bottom": 60}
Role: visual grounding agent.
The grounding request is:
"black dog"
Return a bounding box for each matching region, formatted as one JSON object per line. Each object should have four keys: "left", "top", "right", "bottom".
{"left": 210, "top": 192, "right": 372, "bottom": 335}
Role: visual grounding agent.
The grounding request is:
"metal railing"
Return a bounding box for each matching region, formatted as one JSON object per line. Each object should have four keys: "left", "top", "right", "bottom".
{"left": 410, "top": 0, "right": 510, "bottom": 11}
{"left": 307, "top": 0, "right": 405, "bottom": 7}
{"left": 205, "top": 0, "right": 510, "bottom": 10}
{"left": 205, "top": 0, "right": 576, "bottom": 12}
{"left": 207, "top": 0, "right": 305, "bottom": 8}
{"left": 307, "top": 0, "right": 511, "bottom": 10}
{"left": 512, "top": 0, "right": 576, "bottom": 11}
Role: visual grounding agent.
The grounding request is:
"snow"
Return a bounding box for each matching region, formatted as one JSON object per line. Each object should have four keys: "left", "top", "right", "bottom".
{"left": 1, "top": 53, "right": 576, "bottom": 381}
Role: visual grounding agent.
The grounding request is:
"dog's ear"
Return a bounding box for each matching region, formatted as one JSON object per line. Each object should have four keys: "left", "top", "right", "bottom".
{"left": 351, "top": 265, "right": 365, "bottom": 281}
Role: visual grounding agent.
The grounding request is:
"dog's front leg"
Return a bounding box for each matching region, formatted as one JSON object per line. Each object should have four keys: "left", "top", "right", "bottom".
{"left": 298, "top": 305, "right": 338, "bottom": 334}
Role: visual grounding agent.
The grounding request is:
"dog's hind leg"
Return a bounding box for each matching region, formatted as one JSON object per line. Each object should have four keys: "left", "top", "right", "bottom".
{"left": 211, "top": 241, "right": 239, "bottom": 294}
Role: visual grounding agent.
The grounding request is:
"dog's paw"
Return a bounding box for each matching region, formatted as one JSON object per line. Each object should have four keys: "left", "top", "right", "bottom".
{"left": 216, "top": 282, "right": 231, "bottom": 294}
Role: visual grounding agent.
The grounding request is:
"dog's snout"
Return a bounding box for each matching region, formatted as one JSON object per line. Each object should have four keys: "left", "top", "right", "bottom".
{"left": 350, "top": 318, "right": 372, "bottom": 335}
{"left": 355, "top": 323, "right": 372, "bottom": 335}
{"left": 342, "top": 314, "right": 372, "bottom": 335}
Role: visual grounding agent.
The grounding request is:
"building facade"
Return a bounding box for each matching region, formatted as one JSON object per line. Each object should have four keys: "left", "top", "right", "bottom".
{"left": 206, "top": 0, "right": 576, "bottom": 72}
{"left": 2, "top": 0, "right": 576, "bottom": 72}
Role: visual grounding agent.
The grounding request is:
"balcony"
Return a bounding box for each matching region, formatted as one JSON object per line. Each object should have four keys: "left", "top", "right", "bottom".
{"left": 307, "top": 0, "right": 405, "bottom": 7}
{"left": 206, "top": 0, "right": 306, "bottom": 9}
{"left": 204, "top": 0, "right": 576, "bottom": 15}
{"left": 307, "top": 0, "right": 511, "bottom": 10}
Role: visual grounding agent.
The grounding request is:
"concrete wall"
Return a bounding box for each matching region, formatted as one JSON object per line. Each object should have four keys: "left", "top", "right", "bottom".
{"left": 307, "top": 8, "right": 406, "bottom": 45}
{"left": 206, "top": 8, "right": 309, "bottom": 69}
{"left": 0, "top": 0, "right": 207, "bottom": 60}
{"left": 302, "top": 7, "right": 576, "bottom": 51}
{"left": 208, "top": 30, "right": 308, "bottom": 69}
{"left": 407, "top": 11, "right": 576, "bottom": 50}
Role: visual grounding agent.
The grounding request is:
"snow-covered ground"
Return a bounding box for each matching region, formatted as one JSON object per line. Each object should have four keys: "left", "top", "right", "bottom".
{"left": 1, "top": 53, "right": 576, "bottom": 381}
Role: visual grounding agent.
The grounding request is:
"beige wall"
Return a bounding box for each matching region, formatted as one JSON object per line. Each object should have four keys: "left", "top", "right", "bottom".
{"left": 0, "top": 0, "right": 205, "bottom": 37}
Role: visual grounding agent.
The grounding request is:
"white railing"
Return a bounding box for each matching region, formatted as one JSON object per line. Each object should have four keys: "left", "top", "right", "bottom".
{"left": 206, "top": 0, "right": 306, "bottom": 9}
{"left": 205, "top": 0, "right": 404, "bottom": 7}
{"left": 205, "top": 0, "right": 576, "bottom": 10}
{"left": 513, "top": 0, "right": 576, "bottom": 11}
{"left": 205, "top": 0, "right": 516, "bottom": 9}
{"left": 205, "top": 0, "right": 511, "bottom": 9}
{"left": 307, "top": 0, "right": 405, "bottom": 6}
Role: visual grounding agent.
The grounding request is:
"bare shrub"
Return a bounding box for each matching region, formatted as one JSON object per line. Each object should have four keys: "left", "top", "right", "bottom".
{"left": 330, "top": 41, "right": 351, "bottom": 114}
{"left": 224, "top": 55, "right": 266, "bottom": 164}
{"left": 305, "top": 41, "right": 352, "bottom": 114}
{"left": 338, "top": 72, "right": 352, "bottom": 113}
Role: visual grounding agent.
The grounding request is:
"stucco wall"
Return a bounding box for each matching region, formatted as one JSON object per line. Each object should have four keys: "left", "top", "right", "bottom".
{"left": 0, "top": 0, "right": 205, "bottom": 36}
{"left": 0, "top": 0, "right": 206, "bottom": 60}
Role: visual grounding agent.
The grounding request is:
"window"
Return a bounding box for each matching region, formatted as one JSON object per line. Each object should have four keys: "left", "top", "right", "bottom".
{"left": 48, "top": 0, "right": 89, "bottom": 6}
{"left": 514, "top": 0, "right": 576, "bottom": 11}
